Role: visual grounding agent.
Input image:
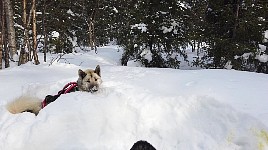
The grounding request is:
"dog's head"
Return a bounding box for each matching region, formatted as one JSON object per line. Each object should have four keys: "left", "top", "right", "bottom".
{"left": 77, "top": 65, "right": 102, "bottom": 92}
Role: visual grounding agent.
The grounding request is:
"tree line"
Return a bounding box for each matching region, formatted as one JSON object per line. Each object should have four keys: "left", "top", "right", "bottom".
{"left": 1, "top": 0, "right": 268, "bottom": 73}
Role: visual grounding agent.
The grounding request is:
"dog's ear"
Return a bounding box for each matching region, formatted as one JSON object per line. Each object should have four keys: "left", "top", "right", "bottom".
{"left": 94, "top": 65, "right": 101, "bottom": 77}
{"left": 78, "top": 69, "right": 87, "bottom": 79}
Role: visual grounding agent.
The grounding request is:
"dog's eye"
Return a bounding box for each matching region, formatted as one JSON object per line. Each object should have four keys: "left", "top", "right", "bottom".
{"left": 95, "top": 78, "right": 97, "bottom": 81}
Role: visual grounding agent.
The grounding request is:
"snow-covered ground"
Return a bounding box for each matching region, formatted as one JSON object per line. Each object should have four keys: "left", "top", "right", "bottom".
{"left": 0, "top": 46, "right": 268, "bottom": 150}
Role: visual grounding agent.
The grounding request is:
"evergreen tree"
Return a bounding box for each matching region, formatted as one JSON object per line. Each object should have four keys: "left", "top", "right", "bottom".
{"left": 120, "top": 0, "right": 188, "bottom": 68}
{"left": 1, "top": 0, "right": 267, "bottom": 73}
{"left": 184, "top": 0, "right": 208, "bottom": 67}
{"left": 204, "top": 0, "right": 268, "bottom": 70}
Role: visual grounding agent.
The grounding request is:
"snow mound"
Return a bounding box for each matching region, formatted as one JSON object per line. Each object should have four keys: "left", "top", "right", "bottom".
{"left": 0, "top": 46, "right": 268, "bottom": 150}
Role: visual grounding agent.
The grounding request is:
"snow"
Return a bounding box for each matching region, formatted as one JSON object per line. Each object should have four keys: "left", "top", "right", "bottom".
{"left": 257, "top": 43, "right": 268, "bottom": 63}
{"left": 161, "top": 26, "right": 173, "bottom": 34}
{"left": 259, "top": 44, "right": 267, "bottom": 52}
{"left": 51, "top": 31, "right": 60, "bottom": 38}
{"left": 161, "top": 20, "right": 179, "bottom": 34}
{"left": 224, "top": 61, "right": 232, "bottom": 70}
{"left": 140, "top": 49, "right": 152, "bottom": 62}
{"left": 67, "top": 9, "right": 75, "bottom": 16}
{"left": 131, "top": 23, "right": 147, "bottom": 33}
{"left": 127, "top": 60, "right": 142, "bottom": 67}
{"left": 113, "top": 7, "right": 118, "bottom": 13}
{"left": 256, "top": 54, "right": 268, "bottom": 63}
{"left": 264, "top": 30, "right": 268, "bottom": 43}
{"left": 1, "top": 45, "right": 268, "bottom": 150}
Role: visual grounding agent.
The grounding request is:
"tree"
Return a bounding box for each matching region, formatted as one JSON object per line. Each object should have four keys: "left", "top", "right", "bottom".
{"left": 18, "top": 0, "right": 31, "bottom": 65}
{"left": 69, "top": 0, "right": 106, "bottom": 51}
{"left": 184, "top": 0, "right": 207, "bottom": 52}
{"left": 85, "top": 0, "right": 99, "bottom": 51}
{"left": 1, "top": 0, "right": 10, "bottom": 68}
{"left": 119, "top": 0, "right": 187, "bottom": 68}
{"left": 0, "top": 0, "right": 3, "bottom": 70}
{"left": 18, "top": 0, "right": 40, "bottom": 65}
{"left": 204, "top": 0, "right": 267, "bottom": 70}
{"left": 32, "top": 0, "right": 39, "bottom": 65}
{"left": 2, "top": 0, "right": 267, "bottom": 73}
{"left": 0, "top": 32, "right": 2, "bottom": 69}
{"left": 4, "top": 0, "right": 17, "bottom": 61}
{"left": 39, "top": 0, "right": 50, "bottom": 62}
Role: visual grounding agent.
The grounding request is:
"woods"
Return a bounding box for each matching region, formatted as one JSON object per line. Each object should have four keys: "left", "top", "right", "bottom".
{"left": 0, "top": 0, "right": 268, "bottom": 73}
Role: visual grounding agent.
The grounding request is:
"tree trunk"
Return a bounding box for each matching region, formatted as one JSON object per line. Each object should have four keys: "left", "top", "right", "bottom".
{"left": 42, "top": 0, "right": 47, "bottom": 62}
{"left": 0, "top": 0, "right": 3, "bottom": 69}
{"left": 232, "top": 0, "right": 241, "bottom": 39}
{"left": 26, "top": 1, "right": 34, "bottom": 60}
{"left": 32, "top": 0, "right": 39, "bottom": 65}
{"left": 0, "top": 32, "right": 2, "bottom": 69}
{"left": 87, "top": 18, "right": 98, "bottom": 53}
{"left": 87, "top": 0, "right": 99, "bottom": 52}
{"left": 4, "top": 34, "right": 10, "bottom": 68}
{"left": 88, "top": 21, "right": 93, "bottom": 50}
{"left": 1, "top": 0, "right": 9, "bottom": 68}
{"left": 4, "top": 0, "right": 17, "bottom": 60}
{"left": 19, "top": 0, "right": 29, "bottom": 65}
{"left": 92, "top": 20, "right": 97, "bottom": 53}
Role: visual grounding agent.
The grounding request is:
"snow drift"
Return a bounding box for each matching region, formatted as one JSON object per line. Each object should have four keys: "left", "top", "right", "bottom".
{"left": 0, "top": 46, "right": 268, "bottom": 150}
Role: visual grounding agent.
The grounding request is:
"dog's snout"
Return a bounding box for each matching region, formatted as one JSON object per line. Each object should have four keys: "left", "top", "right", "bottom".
{"left": 92, "top": 86, "right": 98, "bottom": 91}
{"left": 87, "top": 84, "right": 99, "bottom": 93}
{"left": 90, "top": 86, "right": 98, "bottom": 93}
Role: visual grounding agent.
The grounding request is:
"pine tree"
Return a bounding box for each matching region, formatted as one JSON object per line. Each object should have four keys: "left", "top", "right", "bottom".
{"left": 119, "top": 0, "right": 188, "bottom": 68}
{"left": 204, "top": 0, "right": 268, "bottom": 70}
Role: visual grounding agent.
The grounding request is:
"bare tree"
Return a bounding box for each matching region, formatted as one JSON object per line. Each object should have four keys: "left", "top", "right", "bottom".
{"left": 32, "top": 0, "right": 40, "bottom": 65}
{"left": 42, "top": 0, "right": 47, "bottom": 62}
{"left": 1, "top": 0, "right": 9, "bottom": 68}
{"left": 0, "top": 32, "right": 2, "bottom": 70}
{"left": 4, "top": 0, "right": 17, "bottom": 60}
{"left": 19, "top": 0, "right": 36, "bottom": 65}
{"left": 0, "top": 1, "right": 3, "bottom": 70}
{"left": 19, "top": 0, "right": 29, "bottom": 65}
{"left": 2, "top": 16, "right": 10, "bottom": 68}
{"left": 84, "top": 0, "right": 99, "bottom": 52}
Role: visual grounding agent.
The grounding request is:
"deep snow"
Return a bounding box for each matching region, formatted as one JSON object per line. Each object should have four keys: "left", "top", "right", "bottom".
{"left": 0, "top": 46, "right": 268, "bottom": 150}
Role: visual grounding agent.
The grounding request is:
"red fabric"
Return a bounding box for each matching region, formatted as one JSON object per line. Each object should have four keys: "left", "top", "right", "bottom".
{"left": 41, "top": 100, "right": 46, "bottom": 108}
{"left": 41, "top": 82, "right": 77, "bottom": 108}
{"left": 64, "top": 82, "right": 78, "bottom": 94}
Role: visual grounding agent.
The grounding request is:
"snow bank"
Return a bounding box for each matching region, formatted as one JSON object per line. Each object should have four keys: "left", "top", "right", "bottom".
{"left": 0, "top": 46, "right": 268, "bottom": 150}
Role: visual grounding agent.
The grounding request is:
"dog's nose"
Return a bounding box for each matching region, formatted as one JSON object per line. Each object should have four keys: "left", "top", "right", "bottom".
{"left": 90, "top": 86, "right": 98, "bottom": 92}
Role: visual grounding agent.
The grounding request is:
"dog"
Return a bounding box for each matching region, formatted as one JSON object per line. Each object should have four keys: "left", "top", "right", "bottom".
{"left": 6, "top": 65, "right": 102, "bottom": 115}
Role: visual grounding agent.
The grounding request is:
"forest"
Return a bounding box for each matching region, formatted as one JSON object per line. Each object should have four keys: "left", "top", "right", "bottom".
{"left": 0, "top": 0, "right": 268, "bottom": 73}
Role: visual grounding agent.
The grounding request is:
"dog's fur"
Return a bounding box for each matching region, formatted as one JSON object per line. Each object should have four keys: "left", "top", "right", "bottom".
{"left": 77, "top": 65, "right": 102, "bottom": 92}
{"left": 6, "top": 96, "right": 42, "bottom": 115}
{"left": 6, "top": 65, "right": 102, "bottom": 115}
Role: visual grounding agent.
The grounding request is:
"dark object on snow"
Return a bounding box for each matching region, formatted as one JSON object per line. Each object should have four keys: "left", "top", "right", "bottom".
{"left": 43, "top": 94, "right": 61, "bottom": 105}
{"left": 130, "top": 140, "right": 156, "bottom": 150}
